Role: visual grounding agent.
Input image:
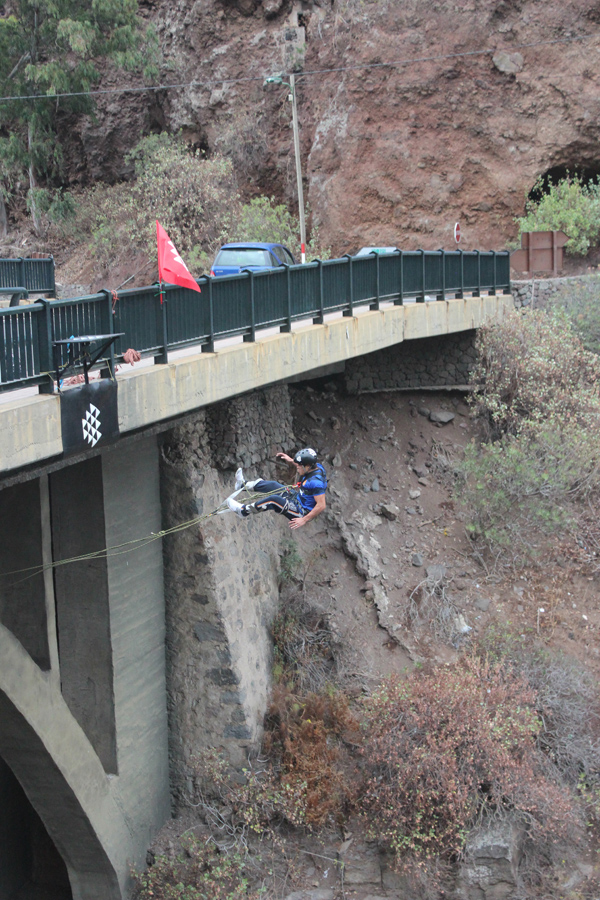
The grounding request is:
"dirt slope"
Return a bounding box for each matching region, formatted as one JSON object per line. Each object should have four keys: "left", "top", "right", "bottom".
{"left": 288, "top": 382, "right": 600, "bottom": 681}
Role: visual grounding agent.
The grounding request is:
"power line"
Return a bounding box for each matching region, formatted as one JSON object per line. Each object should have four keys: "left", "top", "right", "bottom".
{"left": 0, "top": 32, "right": 593, "bottom": 103}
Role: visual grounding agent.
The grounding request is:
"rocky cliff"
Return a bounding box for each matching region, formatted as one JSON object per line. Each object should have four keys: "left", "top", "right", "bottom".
{"left": 66, "top": 0, "right": 600, "bottom": 255}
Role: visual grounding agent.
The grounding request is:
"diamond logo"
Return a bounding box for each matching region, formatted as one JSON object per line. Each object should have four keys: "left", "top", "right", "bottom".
{"left": 82, "top": 403, "right": 102, "bottom": 447}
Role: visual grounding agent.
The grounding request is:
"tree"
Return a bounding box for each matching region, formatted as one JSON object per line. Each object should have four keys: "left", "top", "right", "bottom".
{"left": 233, "top": 196, "right": 331, "bottom": 261}
{"left": 515, "top": 174, "right": 600, "bottom": 257}
{"left": 0, "top": 0, "right": 157, "bottom": 234}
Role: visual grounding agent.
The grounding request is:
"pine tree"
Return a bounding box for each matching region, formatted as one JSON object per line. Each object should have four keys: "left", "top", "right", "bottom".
{"left": 0, "top": 0, "right": 158, "bottom": 235}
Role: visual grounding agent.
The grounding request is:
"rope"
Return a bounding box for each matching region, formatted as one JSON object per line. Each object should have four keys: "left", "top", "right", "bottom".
{"left": 0, "top": 485, "right": 293, "bottom": 588}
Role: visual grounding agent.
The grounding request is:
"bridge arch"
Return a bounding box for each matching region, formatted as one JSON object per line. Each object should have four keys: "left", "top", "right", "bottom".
{"left": 0, "top": 624, "right": 134, "bottom": 900}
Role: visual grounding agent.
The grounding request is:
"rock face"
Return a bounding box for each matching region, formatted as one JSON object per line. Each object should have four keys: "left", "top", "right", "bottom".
{"left": 62, "top": 0, "right": 600, "bottom": 255}
{"left": 457, "top": 817, "right": 524, "bottom": 900}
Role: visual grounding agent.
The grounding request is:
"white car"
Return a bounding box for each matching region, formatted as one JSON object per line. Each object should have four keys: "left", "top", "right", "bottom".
{"left": 354, "top": 247, "right": 398, "bottom": 257}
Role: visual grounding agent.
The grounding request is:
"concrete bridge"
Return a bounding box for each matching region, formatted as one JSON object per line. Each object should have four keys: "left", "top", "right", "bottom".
{"left": 0, "top": 291, "right": 513, "bottom": 899}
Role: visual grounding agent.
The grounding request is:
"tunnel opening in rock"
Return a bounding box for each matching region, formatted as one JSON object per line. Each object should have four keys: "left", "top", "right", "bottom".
{"left": 0, "top": 755, "right": 72, "bottom": 900}
{"left": 528, "top": 163, "right": 600, "bottom": 202}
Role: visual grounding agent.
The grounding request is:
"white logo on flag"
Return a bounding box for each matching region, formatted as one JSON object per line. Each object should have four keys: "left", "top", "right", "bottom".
{"left": 168, "top": 240, "right": 189, "bottom": 270}
{"left": 82, "top": 403, "right": 102, "bottom": 447}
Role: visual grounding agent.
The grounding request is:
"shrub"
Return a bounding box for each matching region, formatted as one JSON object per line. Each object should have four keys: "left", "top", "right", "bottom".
{"left": 270, "top": 595, "right": 335, "bottom": 691}
{"left": 278, "top": 537, "right": 302, "bottom": 587}
{"left": 190, "top": 747, "right": 309, "bottom": 836}
{"left": 47, "top": 133, "right": 238, "bottom": 273}
{"left": 46, "top": 136, "right": 332, "bottom": 274}
{"left": 461, "top": 309, "right": 600, "bottom": 560}
{"left": 263, "top": 685, "right": 360, "bottom": 828}
{"left": 481, "top": 628, "right": 600, "bottom": 792}
{"left": 233, "top": 196, "right": 331, "bottom": 262}
{"left": 470, "top": 308, "right": 600, "bottom": 440}
{"left": 266, "top": 596, "right": 359, "bottom": 828}
{"left": 132, "top": 838, "right": 263, "bottom": 900}
{"left": 460, "top": 423, "right": 599, "bottom": 560}
{"left": 190, "top": 687, "right": 359, "bottom": 835}
{"left": 124, "top": 134, "right": 238, "bottom": 270}
{"left": 515, "top": 174, "right": 600, "bottom": 256}
{"left": 546, "top": 275, "right": 600, "bottom": 356}
{"left": 361, "top": 656, "right": 579, "bottom": 866}
{"left": 406, "top": 572, "right": 469, "bottom": 646}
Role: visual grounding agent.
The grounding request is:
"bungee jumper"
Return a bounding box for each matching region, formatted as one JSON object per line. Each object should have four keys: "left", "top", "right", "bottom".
{"left": 226, "top": 448, "right": 327, "bottom": 530}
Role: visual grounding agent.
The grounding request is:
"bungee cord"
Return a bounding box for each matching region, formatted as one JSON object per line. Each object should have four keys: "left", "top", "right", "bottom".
{"left": 0, "top": 484, "right": 290, "bottom": 588}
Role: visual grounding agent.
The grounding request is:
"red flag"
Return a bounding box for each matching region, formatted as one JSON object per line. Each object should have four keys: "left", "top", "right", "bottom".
{"left": 156, "top": 221, "right": 201, "bottom": 293}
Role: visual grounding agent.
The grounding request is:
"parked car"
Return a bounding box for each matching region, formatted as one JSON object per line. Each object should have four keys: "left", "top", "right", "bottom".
{"left": 210, "top": 242, "right": 296, "bottom": 276}
{"left": 354, "top": 246, "right": 397, "bottom": 257}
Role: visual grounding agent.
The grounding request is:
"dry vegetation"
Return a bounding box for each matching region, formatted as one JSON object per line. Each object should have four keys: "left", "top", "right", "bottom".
{"left": 134, "top": 305, "right": 600, "bottom": 900}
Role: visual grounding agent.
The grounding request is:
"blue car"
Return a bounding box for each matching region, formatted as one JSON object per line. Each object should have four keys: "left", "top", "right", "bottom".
{"left": 210, "top": 242, "right": 296, "bottom": 277}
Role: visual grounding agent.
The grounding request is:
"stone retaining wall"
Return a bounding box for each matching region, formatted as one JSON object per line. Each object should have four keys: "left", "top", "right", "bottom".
{"left": 208, "top": 387, "right": 295, "bottom": 471}
{"left": 160, "top": 386, "right": 295, "bottom": 804}
{"left": 512, "top": 272, "right": 600, "bottom": 308}
{"left": 344, "top": 331, "right": 477, "bottom": 393}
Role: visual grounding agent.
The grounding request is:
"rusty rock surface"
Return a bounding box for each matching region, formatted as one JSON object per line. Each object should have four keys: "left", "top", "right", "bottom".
{"left": 63, "top": 0, "right": 600, "bottom": 255}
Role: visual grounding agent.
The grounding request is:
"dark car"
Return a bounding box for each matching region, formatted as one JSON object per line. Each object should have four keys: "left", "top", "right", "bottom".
{"left": 210, "top": 242, "right": 296, "bottom": 277}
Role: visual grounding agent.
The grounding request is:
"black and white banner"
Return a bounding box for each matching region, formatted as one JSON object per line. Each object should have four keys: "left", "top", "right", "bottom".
{"left": 60, "top": 381, "right": 119, "bottom": 455}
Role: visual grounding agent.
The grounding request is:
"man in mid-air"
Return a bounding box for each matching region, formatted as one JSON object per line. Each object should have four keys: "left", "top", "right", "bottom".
{"left": 227, "top": 448, "right": 327, "bottom": 530}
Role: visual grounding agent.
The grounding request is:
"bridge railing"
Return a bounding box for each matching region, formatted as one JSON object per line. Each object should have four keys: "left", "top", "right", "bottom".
{"left": 0, "top": 257, "right": 55, "bottom": 295}
{"left": 0, "top": 248, "right": 510, "bottom": 392}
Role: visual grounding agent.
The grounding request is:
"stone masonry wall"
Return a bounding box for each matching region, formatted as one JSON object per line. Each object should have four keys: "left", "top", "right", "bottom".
{"left": 208, "top": 388, "right": 295, "bottom": 472}
{"left": 160, "top": 386, "right": 295, "bottom": 804}
{"left": 512, "top": 273, "right": 599, "bottom": 309}
{"left": 344, "top": 331, "right": 478, "bottom": 394}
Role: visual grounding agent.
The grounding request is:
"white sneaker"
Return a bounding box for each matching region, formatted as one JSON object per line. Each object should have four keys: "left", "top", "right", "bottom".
{"left": 234, "top": 467, "right": 245, "bottom": 491}
{"left": 227, "top": 496, "right": 246, "bottom": 518}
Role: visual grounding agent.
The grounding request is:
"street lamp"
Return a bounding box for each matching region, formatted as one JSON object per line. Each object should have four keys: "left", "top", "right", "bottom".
{"left": 264, "top": 73, "right": 306, "bottom": 264}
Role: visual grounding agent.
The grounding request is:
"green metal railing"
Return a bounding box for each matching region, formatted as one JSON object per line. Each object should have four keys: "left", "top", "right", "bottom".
{"left": 0, "top": 248, "right": 510, "bottom": 392}
{"left": 0, "top": 257, "right": 55, "bottom": 295}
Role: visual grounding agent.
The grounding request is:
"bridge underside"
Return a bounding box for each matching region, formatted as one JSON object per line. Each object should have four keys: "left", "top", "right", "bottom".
{"left": 0, "top": 439, "right": 170, "bottom": 899}
{"left": 0, "top": 293, "right": 513, "bottom": 477}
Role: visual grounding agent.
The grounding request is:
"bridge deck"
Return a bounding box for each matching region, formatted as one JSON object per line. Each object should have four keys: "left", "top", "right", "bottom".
{"left": 0, "top": 293, "right": 513, "bottom": 477}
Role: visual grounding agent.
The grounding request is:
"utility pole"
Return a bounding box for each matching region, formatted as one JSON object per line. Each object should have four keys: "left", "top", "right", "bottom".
{"left": 264, "top": 73, "right": 307, "bottom": 264}
{"left": 289, "top": 74, "right": 306, "bottom": 264}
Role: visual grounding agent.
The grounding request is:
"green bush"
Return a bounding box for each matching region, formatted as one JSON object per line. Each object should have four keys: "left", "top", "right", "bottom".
{"left": 124, "top": 134, "right": 238, "bottom": 270}
{"left": 47, "top": 135, "right": 331, "bottom": 273}
{"left": 460, "top": 423, "right": 599, "bottom": 558}
{"left": 470, "top": 308, "right": 600, "bottom": 439}
{"left": 47, "top": 134, "right": 237, "bottom": 272}
{"left": 515, "top": 174, "right": 600, "bottom": 257}
{"left": 234, "top": 196, "right": 330, "bottom": 262}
